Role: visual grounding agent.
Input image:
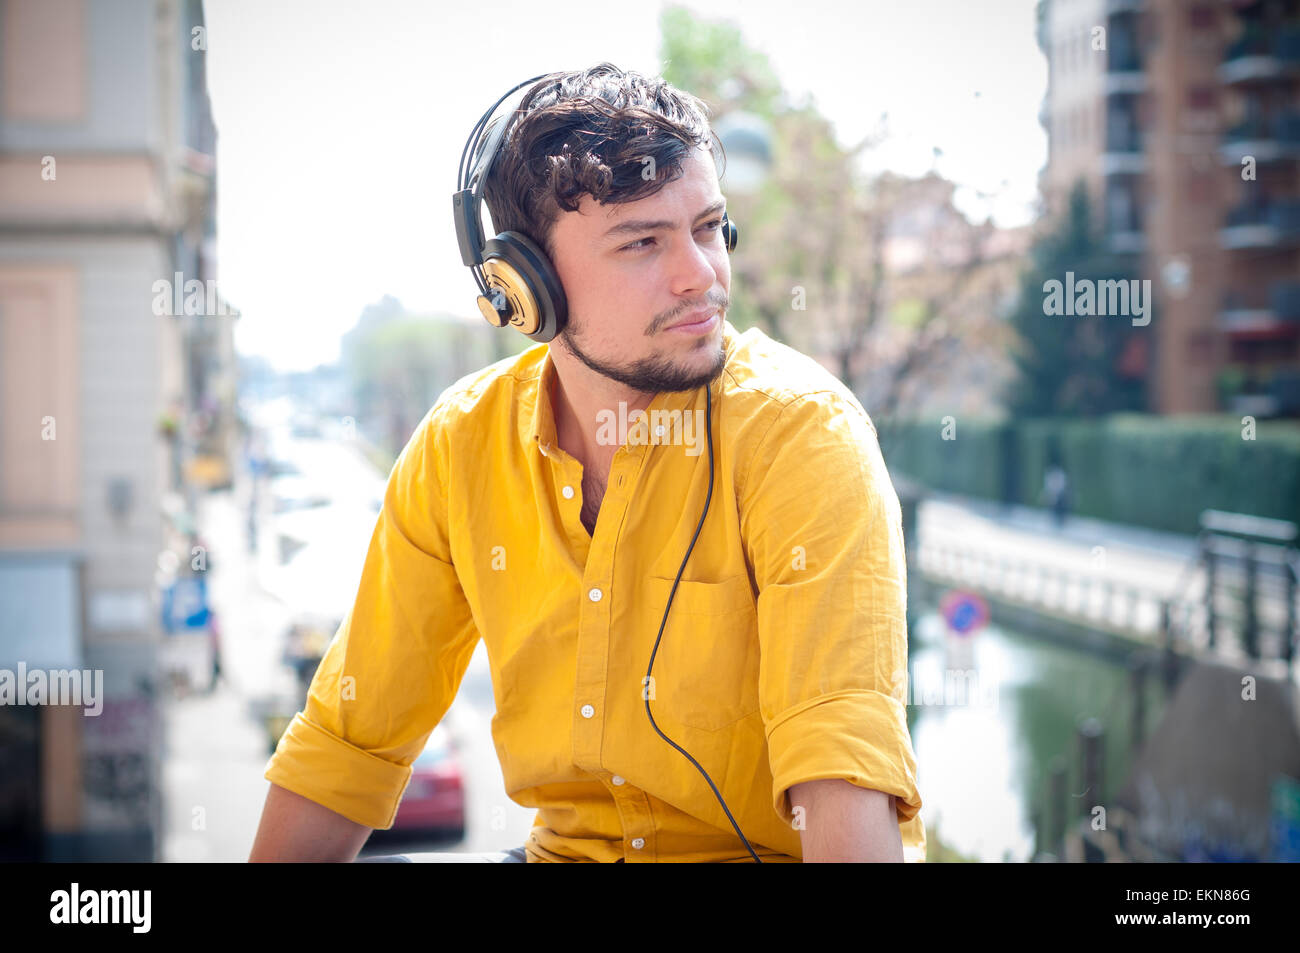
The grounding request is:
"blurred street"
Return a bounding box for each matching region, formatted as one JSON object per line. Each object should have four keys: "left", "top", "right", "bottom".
{"left": 161, "top": 407, "right": 535, "bottom": 861}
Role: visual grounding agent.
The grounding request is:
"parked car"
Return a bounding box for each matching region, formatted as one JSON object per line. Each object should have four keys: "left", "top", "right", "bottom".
{"left": 386, "top": 724, "right": 466, "bottom": 842}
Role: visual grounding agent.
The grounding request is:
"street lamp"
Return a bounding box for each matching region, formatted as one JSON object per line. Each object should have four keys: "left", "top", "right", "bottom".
{"left": 713, "top": 111, "right": 773, "bottom": 196}
{"left": 712, "top": 111, "right": 776, "bottom": 338}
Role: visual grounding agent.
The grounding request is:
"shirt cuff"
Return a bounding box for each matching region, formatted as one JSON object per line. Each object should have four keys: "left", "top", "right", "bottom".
{"left": 264, "top": 712, "right": 413, "bottom": 830}
{"left": 765, "top": 688, "right": 922, "bottom": 827}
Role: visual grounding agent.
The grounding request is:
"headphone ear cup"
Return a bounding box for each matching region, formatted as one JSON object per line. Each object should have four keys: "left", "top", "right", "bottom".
{"left": 722, "top": 213, "right": 738, "bottom": 253}
{"left": 483, "top": 231, "right": 568, "bottom": 342}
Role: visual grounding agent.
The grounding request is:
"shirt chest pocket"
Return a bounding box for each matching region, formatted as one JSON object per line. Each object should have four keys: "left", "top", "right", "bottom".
{"left": 643, "top": 573, "right": 760, "bottom": 732}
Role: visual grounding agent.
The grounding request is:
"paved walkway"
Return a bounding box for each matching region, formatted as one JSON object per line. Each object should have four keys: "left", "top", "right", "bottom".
{"left": 160, "top": 482, "right": 291, "bottom": 862}
{"left": 914, "top": 489, "right": 1296, "bottom": 665}
{"left": 919, "top": 490, "right": 1201, "bottom": 563}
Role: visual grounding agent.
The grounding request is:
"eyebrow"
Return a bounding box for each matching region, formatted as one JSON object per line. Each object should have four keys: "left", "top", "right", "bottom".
{"left": 602, "top": 199, "right": 726, "bottom": 241}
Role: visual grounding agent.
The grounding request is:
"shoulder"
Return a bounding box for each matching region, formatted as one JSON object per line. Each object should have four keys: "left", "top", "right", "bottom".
{"left": 720, "top": 323, "right": 877, "bottom": 447}
{"left": 721, "top": 324, "right": 896, "bottom": 525}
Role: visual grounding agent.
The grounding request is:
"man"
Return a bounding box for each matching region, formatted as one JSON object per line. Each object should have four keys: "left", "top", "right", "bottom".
{"left": 249, "top": 63, "right": 923, "bottom": 863}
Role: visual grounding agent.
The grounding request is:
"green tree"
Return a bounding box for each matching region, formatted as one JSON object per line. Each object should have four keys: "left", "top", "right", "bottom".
{"left": 659, "top": 6, "right": 784, "bottom": 120}
{"left": 1007, "top": 181, "right": 1149, "bottom": 417}
{"left": 341, "top": 297, "right": 521, "bottom": 456}
{"left": 658, "top": 6, "right": 1015, "bottom": 433}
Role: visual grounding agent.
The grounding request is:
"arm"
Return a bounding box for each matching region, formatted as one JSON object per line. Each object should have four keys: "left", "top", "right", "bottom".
{"left": 248, "top": 782, "right": 373, "bottom": 862}
{"left": 741, "top": 391, "right": 924, "bottom": 859}
{"left": 257, "top": 402, "right": 480, "bottom": 855}
{"left": 789, "top": 778, "right": 903, "bottom": 862}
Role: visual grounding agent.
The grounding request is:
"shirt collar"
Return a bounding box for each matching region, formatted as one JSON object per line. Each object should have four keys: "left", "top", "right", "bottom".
{"left": 530, "top": 320, "right": 737, "bottom": 458}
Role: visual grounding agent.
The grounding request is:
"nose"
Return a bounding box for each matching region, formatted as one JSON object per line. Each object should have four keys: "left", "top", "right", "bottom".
{"left": 670, "top": 231, "right": 721, "bottom": 299}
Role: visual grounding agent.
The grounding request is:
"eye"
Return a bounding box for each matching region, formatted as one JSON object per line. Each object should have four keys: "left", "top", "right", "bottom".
{"left": 620, "top": 220, "right": 724, "bottom": 253}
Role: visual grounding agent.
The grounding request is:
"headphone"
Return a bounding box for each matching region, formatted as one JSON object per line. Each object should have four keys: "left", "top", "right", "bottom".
{"left": 452, "top": 74, "right": 762, "bottom": 863}
{"left": 452, "top": 72, "right": 737, "bottom": 344}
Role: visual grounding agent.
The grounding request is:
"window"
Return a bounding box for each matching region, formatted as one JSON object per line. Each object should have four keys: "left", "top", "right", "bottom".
{"left": 1, "top": 0, "right": 86, "bottom": 122}
{"left": 0, "top": 265, "right": 80, "bottom": 527}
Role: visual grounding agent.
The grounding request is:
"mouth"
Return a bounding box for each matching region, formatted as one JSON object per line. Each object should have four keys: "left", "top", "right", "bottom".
{"left": 663, "top": 310, "right": 720, "bottom": 335}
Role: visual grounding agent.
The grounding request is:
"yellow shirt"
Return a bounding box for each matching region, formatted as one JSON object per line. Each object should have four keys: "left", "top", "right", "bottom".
{"left": 264, "top": 319, "right": 925, "bottom": 862}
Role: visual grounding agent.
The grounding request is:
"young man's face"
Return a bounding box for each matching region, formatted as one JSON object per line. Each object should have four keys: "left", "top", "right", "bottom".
{"left": 547, "top": 145, "right": 730, "bottom": 395}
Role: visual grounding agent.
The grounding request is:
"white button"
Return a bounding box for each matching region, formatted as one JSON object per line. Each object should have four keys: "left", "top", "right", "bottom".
{"left": 654, "top": 425, "right": 666, "bottom": 437}
{"left": 581, "top": 704, "right": 595, "bottom": 718}
{"left": 588, "top": 588, "right": 602, "bottom": 602}
{"left": 612, "top": 775, "right": 625, "bottom": 785}
{"left": 562, "top": 485, "right": 575, "bottom": 499}
{"left": 631, "top": 837, "right": 645, "bottom": 849}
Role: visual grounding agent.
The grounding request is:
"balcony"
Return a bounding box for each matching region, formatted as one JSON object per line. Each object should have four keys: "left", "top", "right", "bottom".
{"left": 1105, "top": 61, "right": 1148, "bottom": 96}
{"left": 1220, "top": 199, "right": 1300, "bottom": 248}
{"left": 1218, "top": 281, "right": 1300, "bottom": 338}
{"left": 1219, "top": 23, "right": 1300, "bottom": 85}
{"left": 1102, "top": 125, "right": 1147, "bottom": 175}
{"left": 1105, "top": 37, "right": 1147, "bottom": 95}
{"left": 1107, "top": 230, "right": 1147, "bottom": 254}
{"left": 1218, "top": 366, "right": 1300, "bottom": 419}
{"left": 1105, "top": 199, "right": 1146, "bottom": 255}
{"left": 1220, "top": 111, "right": 1300, "bottom": 163}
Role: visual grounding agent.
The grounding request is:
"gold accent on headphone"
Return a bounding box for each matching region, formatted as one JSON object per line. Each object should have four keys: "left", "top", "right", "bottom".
{"left": 476, "top": 258, "right": 540, "bottom": 335}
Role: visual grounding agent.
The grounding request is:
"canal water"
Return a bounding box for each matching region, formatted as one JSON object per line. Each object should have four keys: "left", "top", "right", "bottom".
{"left": 906, "top": 605, "right": 1173, "bottom": 862}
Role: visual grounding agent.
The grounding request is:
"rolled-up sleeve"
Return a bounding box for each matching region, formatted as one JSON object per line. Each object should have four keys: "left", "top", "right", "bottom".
{"left": 740, "top": 390, "right": 922, "bottom": 834}
{"left": 264, "top": 400, "right": 481, "bottom": 830}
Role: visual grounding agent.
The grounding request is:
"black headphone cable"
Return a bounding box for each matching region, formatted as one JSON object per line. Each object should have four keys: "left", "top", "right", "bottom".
{"left": 643, "top": 386, "right": 763, "bottom": 863}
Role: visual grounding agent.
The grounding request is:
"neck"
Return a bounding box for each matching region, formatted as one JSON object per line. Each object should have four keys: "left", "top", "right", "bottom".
{"left": 547, "top": 348, "right": 654, "bottom": 467}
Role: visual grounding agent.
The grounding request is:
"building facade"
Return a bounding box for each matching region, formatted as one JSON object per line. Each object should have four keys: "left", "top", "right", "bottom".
{"left": 0, "top": 0, "right": 227, "bottom": 860}
{"left": 1036, "top": 0, "right": 1299, "bottom": 416}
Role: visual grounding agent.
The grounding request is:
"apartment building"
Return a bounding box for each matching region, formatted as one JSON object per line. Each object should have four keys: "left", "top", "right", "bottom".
{"left": 1036, "top": 0, "right": 1299, "bottom": 416}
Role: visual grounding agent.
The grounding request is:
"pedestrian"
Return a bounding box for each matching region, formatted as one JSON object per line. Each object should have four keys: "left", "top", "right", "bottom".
{"left": 1044, "top": 462, "right": 1070, "bottom": 527}
{"left": 207, "top": 609, "right": 223, "bottom": 692}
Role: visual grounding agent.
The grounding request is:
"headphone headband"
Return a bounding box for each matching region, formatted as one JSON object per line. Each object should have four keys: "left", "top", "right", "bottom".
{"left": 453, "top": 72, "right": 551, "bottom": 275}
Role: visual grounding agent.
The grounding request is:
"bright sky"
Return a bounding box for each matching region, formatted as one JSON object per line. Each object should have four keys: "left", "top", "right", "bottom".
{"left": 204, "top": 0, "right": 1047, "bottom": 370}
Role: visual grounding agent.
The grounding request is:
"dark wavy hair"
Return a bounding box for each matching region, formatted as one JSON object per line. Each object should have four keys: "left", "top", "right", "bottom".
{"left": 478, "top": 62, "right": 726, "bottom": 261}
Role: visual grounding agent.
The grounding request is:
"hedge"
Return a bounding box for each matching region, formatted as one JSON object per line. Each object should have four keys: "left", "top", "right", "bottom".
{"left": 877, "top": 414, "right": 1300, "bottom": 535}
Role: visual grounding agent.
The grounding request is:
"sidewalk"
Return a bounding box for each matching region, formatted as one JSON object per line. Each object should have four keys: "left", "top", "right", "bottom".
{"left": 916, "top": 490, "right": 1204, "bottom": 604}
{"left": 914, "top": 488, "right": 1297, "bottom": 664}
{"left": 919, "top": 489, "right": 1201, "bottom": 564}
{"left": 160, "top": 674, "right": 271, "bottom": 862}
{"left": 160, "top": 481, "right": 295, "bottom": 862}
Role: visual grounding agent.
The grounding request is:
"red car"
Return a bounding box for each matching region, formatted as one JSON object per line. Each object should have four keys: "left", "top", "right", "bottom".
{"left": 387, "top": 724, "right": 466, "bottom": 841}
